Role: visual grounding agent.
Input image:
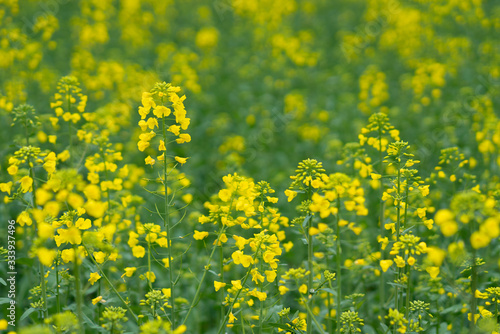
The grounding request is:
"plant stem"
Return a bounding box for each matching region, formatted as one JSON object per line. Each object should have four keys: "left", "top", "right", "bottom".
{"left": 378, "top": 126, "right": 386, "bottom": 318}
{"left": 162, "top": 116, "right": 176, "bottom": 327}
{"left": 74, "top": 246, "right": 84, "bottom": 334}
{"left": 147, "top": 237, "right": 153, "bottom": 291}
{"left": 405, "top": 266, "right": 411, "bottom": 319}
{"left": 301, "top": 295, "right": 327, "bottom": 334}
{"left": 219, "top": 241, "right": 225, "bottom": 327}
{"left": 216, "top": 240, "right": 263, "bottom": 334}
{"left": 29, "top": 161, "right": 48, "bottom": 319}
{"left": 336, "top": 197, "right": 341, "bottom": 334}
{"left": 56, "top": 257, "right": 61, "bottom": 313}
{"left": 181, "top": 226, "right": 227, "bottom": 326}
{"left": 470, "top": 248, "right": 477, "bottom": 334}
{"left": 395, "top": 163, "right": 401, "bottom": 312}
{"left": 307, "top": 183, "right": 313, "bottom": 334}
{"left": 82, "top": 243, "right": 138, "bottom": 323}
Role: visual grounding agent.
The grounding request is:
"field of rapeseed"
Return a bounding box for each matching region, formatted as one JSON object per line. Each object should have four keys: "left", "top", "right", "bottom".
{"left": 0, "top": 0, "right": 499, "bottom": 333}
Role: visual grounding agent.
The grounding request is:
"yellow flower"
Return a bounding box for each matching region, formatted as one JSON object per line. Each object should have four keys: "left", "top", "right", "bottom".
{"left": 145, "top": 271, "right": 156, "bottom": 283}
{"left": 137, "top": 140, "right": 150, "bottom": 151}
{"left": 284, "top": 189, "right": 297, "bottom": 202}
{"left": 75, "top": 217, "right": 91, "bottom": 230}
{"left": 426, "top": 266, "right": 440, "bottom": 278}
{"left": 214, "top": 281, "right": 227, "bottom": 291}
{"left": 176, "top": 133, "right": 191, "bottom": 144}
{"left": 55, "top": 227, "right": 81, "bottom": 246}
{"left": 0, "top": 182, "right": 13, "bottom": 194}
{"left": 175, "top": 156, "right": 188, "bottom": 165}
{"left": 145, "top": 155, "right": 155, "bottom": 166}
{"left": 43, "top": 152, "right": 57, "bottom": 174}
{"left": 153, "top": 105, "right": 171, "bottom": 118}
{"left": 61, "top": 248, "right": 76, "bottom": 263}
{"left": 232, "top": 250, "right": 253, "bottom": 267}
{"left": 93, "top": 251, "right": 106, "bottom": 264}
{"left": 440, "top": 221, "right": 458, "bottom": 237}
{"left": 218, "top": 189, "right": 232, "bottom": 202}
{"left": 168, "top": 125, "right": 181, "bottom": 135}
{"left": 299, "top": 284, "right": 308, "bottom": 294}
{"left": 146, "top": 117, "right": 158, "bottom": 129}
{"left": 407, "top": 256, "right": 416, "bottom": 266}
{"left": 434, "top": 209, "right": 454, "bottom": 225}
{"left": 394, "top": 256, "right": 406, "bottom": 268}
{"left": 380, "top": 260, "right": 393, "bottom": 272}
{"left": 159, "top": 140, "right": 166, "bottom": 151}
{"left": 37, "top": 247, "right": 56, "bottom": 267}
{"left": 193, "top": 230, "right": 209, "bottom": 240}
{"left": 265, "top": 270, "right": 277, "bottom": 283}
{"left": 279, "top": 285, "right": 289, "bottom": 295}
{"left": 231, "top": 280, "right": 242, "bottom": 290}
{"left": 89, "top": 272, "right": 101, "bottom": 285}
{"left": 92, "top": 296, "right": 103, "bottom": 305}
{"left": 38, "top": 222, "right": 54, "bottom": 239}
{"left": 7, "top": 165, "right": 18, "bottom": 175}
{"left": 470, "top": 231, "right": 490, "bottom": 249}
{"left": 121, "top": 267, "right": 137, "bottom": 278}
{"left": 427, "top": 246, "right": 446, "bottom": 266}
{"left": 18, "top": 211, "right": 33, "bottom": 226}
{"left": 20, "top": 176, "right": 33, "bottom": 193}
{"left": 132, "top": 245, "right": 146, "bottom": 258}
{"left": 138, "top": 120, "right": 148, "bottom": 131}
{"left": 309, "top": 227, "right": 320, "bottom": 236}
{"left": 0, "top": 319, "right": 7, "bottom": 330}
{"left": 162, "top": 288, "right": 171, "bottom": 298}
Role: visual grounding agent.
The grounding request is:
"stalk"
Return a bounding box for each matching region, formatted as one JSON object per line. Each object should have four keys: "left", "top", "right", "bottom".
{"left": 161, "top": 116, "right": 176, "bottom": 327}
{"left": 219, "top": 240, "right": 225, "bottom": 327}
{"left": 378, "top": 126, "right": 385, "bottom": 317}
{"left": 216, "top": 240, "right": 264, "bottom": 334}
{"left": 56, "top": 256, "right": 61, "bottom": 313}
{"left": 181, "top": 226, "right": 228, "bottom": 325}
{"left": 82, "top": 243, "right": 138, "bottom": 322}
{"left": 336, "top": 197, "right": 342, "bottom": 334}
{"left": 74, "top": 246, "right": 84, "bottom": 334}
{"left": 395, "top": 163, "right": 401, "bottom": 312}
{"left": 307, "top": 184, "right": 313, "bottom": 334}
{"left": 405, "top": 266, "right": 411, "bottom": 319}
{"left": 29, "top": 159, "right": 48, "bottom": 319}
{"left": 470, "top": 248, "right": 477, "bottom": 334}
{"left": 147, "top": 236, "right": 153, "bottom": 291}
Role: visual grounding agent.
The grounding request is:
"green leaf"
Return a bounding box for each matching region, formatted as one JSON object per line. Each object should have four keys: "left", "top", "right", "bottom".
{"left": 0, "top": 297, "right": 11, "bottom": 305}
{"left": 0, "top": 277, "right": 6, "bottom": 286}
{"left": 20, "top": 307, "right": 36, "bottom": 321}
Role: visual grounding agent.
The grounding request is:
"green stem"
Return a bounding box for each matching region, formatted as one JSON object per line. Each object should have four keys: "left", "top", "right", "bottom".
{"left": 328, "top": 280, "right": 333, "bottom": 334}
{"left": 147, "top": 237, "right": 153, "bottom": 291}
{"left": 301, "top": 295, "right": 327, "bottom": 334}
{"left": 67, "top": 92, "right": 73, "bottom": 157}
{"left": 56, "top": 257, "right": 61, "bottom": 313}
{"left": 82, "top": 243, "right": 138, "bottom": 323}
{"left": 405, "top": 266, "right": 411, "bottom": 319}
{"left": 336, "top": 197, "right": 341, "bottom": 334}
{"left": 74, "top": 245, "right": 84, "bottom": 334}
{"left": 378, "top": 126, "right": 385, "bottom": 317}
{"left": 216, "top": 240, "right": 263, "bottom": 334}
{"left": 395, "top": 163, "right": 401, "bottom": 312}
{"left": 181, "top": 226, "right": 228, "bottom": 326}
{"left": 219, "top": 241, "right": 225, "bottom": 327}
{"left": 470, "top": 248, "right": 477, "bottom": 334}
{"left": 162, "top": 116, "right": 176, "bottom": 327}
{"left": 307, "top": 184, "right": 313, "bottom": 334}
{"left": 29, "top": 161, "right": 48, "bottom": 319}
